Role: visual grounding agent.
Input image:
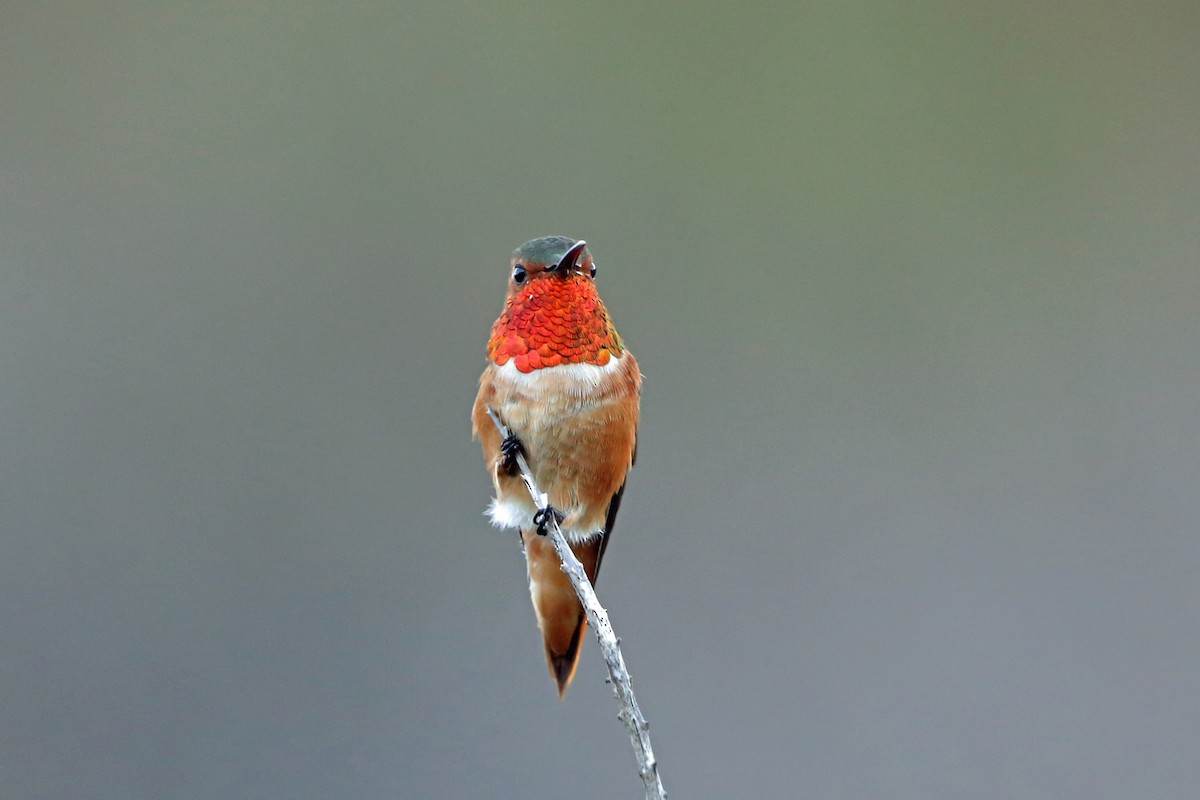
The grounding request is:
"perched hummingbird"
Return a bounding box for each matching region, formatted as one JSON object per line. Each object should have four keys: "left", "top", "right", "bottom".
{"left": 472, "top": 237, "right": 641, "bottom": 696}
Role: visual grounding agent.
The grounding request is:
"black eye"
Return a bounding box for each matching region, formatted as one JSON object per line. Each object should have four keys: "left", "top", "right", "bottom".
{"left": 512, "top": 264, "right": 527, "bottom": 284}
{"left": 589, "top": 262, "right": 597, "bottom": 278}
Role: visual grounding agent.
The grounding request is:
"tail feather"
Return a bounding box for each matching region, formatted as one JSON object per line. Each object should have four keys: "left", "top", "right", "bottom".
{"left": 522, "top": 530, "right": 604, "bottom": 696}
{"left": 548, "top": 616, "right": 587, "bottom": 697}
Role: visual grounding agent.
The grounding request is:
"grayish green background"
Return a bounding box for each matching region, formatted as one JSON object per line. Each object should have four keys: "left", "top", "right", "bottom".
{"left": 3, "top": 2, "right": 1198, "bottom": 798}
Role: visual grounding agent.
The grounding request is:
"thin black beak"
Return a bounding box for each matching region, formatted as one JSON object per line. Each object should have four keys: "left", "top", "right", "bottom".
{"left": 548, "top": 240, "right": 587, "bottom": 274}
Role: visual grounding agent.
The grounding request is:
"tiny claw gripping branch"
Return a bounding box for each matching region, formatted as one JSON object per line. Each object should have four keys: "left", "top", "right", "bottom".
{"left": 533, "top": 506, "right": 565, "bottom": 536}
{"left": 499, "top": 432, "right": 524, "bottom": 476}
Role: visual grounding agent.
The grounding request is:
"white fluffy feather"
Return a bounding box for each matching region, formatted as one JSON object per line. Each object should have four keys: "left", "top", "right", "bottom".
{"left": 492, "top": 356, "right": 625, "bottom": 389}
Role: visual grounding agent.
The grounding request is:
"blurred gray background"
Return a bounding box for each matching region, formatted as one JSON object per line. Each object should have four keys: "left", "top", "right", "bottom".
{"left": 2, "top": 2, "right": 1198, "bottom": 798}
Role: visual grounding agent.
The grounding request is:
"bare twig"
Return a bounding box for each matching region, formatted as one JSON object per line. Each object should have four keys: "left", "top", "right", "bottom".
{"left": 485, "top": 406, "right": 666, "bottom": 800}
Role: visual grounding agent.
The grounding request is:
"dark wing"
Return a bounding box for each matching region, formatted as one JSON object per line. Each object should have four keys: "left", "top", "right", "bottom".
{"left": 594, "top": 423, "right": 637, "bottom": 582}
{"left": 587, "top": 480, "right": 626, "bottom": 585}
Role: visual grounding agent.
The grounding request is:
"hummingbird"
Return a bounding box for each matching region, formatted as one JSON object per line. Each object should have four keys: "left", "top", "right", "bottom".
{"left": 472, "top": 236, "right": 641, "bottom": 696}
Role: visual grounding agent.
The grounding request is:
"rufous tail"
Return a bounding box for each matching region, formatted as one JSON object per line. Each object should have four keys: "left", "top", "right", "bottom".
{"left": 521, "top": 530, "right": 604, "bottom": 697}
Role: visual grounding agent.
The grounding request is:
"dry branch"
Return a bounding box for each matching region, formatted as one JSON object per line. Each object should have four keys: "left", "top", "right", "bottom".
{"left": 485, "top": 406, "right": 666, "bottom": 800}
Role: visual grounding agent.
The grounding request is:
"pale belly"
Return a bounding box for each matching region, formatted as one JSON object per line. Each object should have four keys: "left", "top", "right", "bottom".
{"left": 483, "top": 357, "right": 637, "bottom": 541}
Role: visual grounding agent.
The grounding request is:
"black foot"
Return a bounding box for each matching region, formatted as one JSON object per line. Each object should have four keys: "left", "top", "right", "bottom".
{"left": 499, "top": 432, "right": 525, "bottom": 476}
{"left": 533, "top": 506, "right": 565, "bottom": 536}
